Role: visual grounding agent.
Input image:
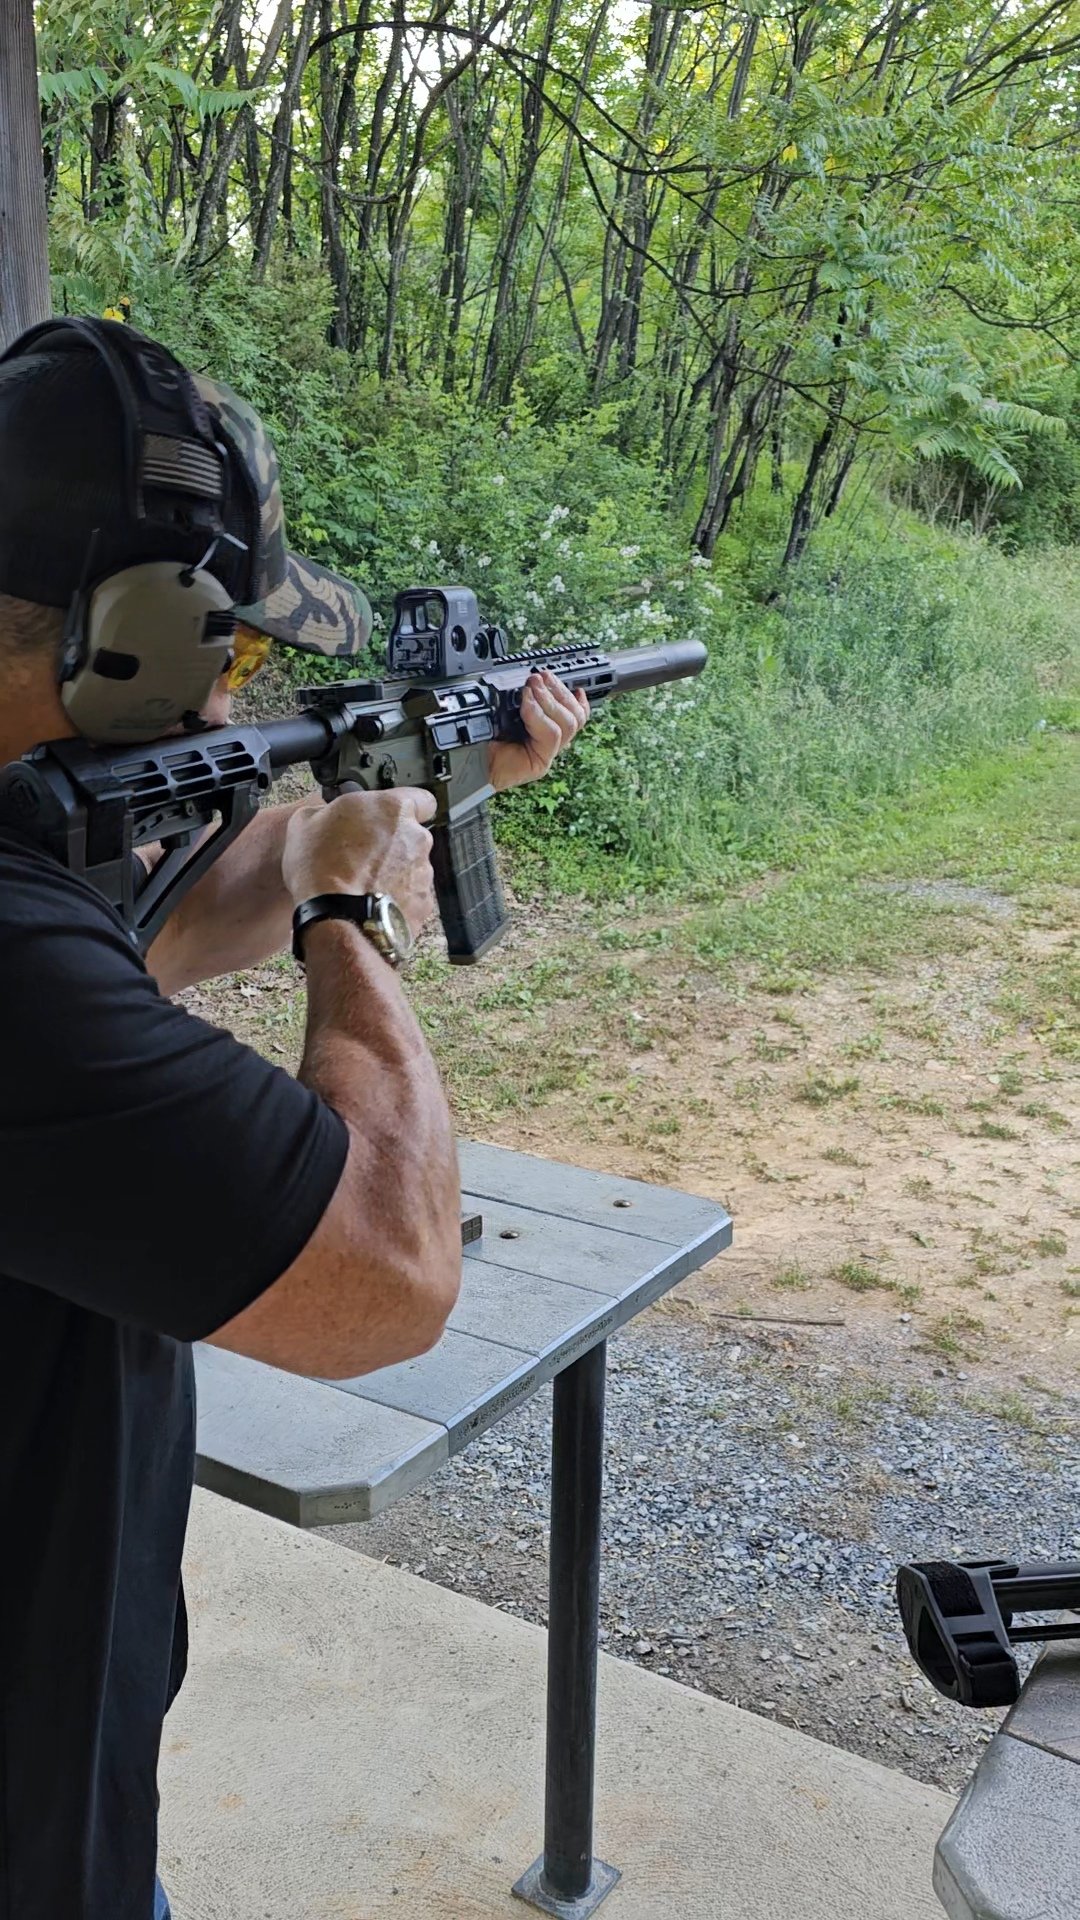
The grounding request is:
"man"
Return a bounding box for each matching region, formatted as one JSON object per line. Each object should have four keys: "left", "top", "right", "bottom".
{"left": 0, "top": 319, "right": 586, "bottom": 1920}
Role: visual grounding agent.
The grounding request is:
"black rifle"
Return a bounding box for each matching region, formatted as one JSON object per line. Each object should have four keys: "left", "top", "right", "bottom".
{"left": 897, "top": 1557, "right": 1080, "bottom": 1707}
{"left": 0, "top": 586, "right": 706, "bottom": 963}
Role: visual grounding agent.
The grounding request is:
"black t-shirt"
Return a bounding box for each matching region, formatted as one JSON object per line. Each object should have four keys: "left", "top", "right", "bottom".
{"left": 0, "top": 834, "right": 348, "bottom": 1920}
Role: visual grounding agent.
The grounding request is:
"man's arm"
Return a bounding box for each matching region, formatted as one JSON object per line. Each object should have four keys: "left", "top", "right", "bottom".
{"left": 210, "top": 786, "right": 461, "bottom": 1376}
{"left": 1, "top": 789, "right": 461, "bottom": 1382}
{"left": 145, "top": 669, "right": 589, "bottom": 995}
{"left": 145, "top": 798, "right": 309, "bottom": 996}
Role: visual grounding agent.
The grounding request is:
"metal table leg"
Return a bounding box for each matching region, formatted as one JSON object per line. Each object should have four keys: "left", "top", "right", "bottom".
{"left": 513, "top": 1339, "right": 620, "bottom": 1917}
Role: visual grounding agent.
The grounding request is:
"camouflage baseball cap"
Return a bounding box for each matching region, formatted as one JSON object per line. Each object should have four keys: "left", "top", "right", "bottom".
{"left": 0, "top": 318, "right": 372, "bottom": 660}
{"left": 195, "top": 374, "right": 373, "bottom": 658}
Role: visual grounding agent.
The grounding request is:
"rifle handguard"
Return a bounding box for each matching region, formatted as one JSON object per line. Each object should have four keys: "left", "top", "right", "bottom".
{"left": 431, "top": 801, "right": 509, "bottom": 963}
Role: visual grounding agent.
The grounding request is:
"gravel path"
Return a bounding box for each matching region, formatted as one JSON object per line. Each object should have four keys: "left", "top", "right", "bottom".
{"left": 328, "top": 1316, "right": 1079, "bottom": 1792}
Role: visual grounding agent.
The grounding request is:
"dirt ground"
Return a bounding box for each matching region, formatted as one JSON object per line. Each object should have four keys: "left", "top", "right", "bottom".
{"left": 462, "top": 893, "right": 1079, "bottom": 1382}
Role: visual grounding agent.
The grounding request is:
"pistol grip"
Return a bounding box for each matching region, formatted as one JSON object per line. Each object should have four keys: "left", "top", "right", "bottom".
{"left": 432, "top": 801, "right": 509, "bottom": 963}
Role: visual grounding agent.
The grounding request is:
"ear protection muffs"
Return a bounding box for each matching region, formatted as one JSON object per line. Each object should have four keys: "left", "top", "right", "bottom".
{"left": 0, "top": 317, "right": 251, "bottom": 743}
{"left": 59, "top": 561, "right": 237, "bottom": 741}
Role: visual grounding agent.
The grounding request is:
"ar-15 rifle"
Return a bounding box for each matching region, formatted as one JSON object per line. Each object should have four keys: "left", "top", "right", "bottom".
{"left": 0, "top": 586, "right": 706, "bottom": 964}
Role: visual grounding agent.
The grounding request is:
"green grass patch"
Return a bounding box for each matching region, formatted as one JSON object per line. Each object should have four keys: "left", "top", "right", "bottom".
{"left": 888, "top": 1093, "right": 947, "bottom": 1118}
{"left": 998, "top": 943, "right": 1080, "bottom": 1061}
{"left": 1019, "top": 1103, "right": 1071, "bottom": 1131}
{"left": 794, "top": 1073, "right": 861, "bottom": 1106}
{"left": 923, "top": 1310, "right": 986, "bottom": 1359}
{"left": 772, "top": 1263, "right": 813, "bottom": 1292}
{"left": 830, "top": 1260, "right": 890, "bottom": 1293}
{"left": 969, "top": 1119, "right": 1021, "bottom": 1142}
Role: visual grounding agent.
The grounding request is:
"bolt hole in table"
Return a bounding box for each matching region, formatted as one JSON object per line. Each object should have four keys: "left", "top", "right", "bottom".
{"left": 195, "top": 1141, "right": 732, "bottom": 1915}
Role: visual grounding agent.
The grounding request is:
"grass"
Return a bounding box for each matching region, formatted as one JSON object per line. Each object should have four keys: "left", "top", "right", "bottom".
{"left": 998, "top": 943, "right": 1080, "bottom": 1061}
{"left": 961, "top": 1390, "right": 1065, "bottom": 1436}
{"left": 794, "top": 1074, "right": 860, "bottom": 1106}
{"left": 772, "top": 1263, "right": 813, "bottom": 1292}
{"left": 923, "top": 1310, "right": 986, "bottom": 1360}
{"left": 888, "top": 1093, "right": 947, "bottom": 1118}
{"left": 1019, "top": 1102, "right": 1071, "bottom": 1131}
{"left": 823, "top": 1376, "right": 892, "bottom": 1426}
{"left": 826, "top": 1260, "right": 922, "bottom": 1307}
{"left": 969, "top": 1119, "right": 1021, "bottom": 1142}
{"left": 830, "top": 1260, "right": 890, "bottom": 1293}
{"left": 678, "top": 721, "right": 1078, "bottom": 1026}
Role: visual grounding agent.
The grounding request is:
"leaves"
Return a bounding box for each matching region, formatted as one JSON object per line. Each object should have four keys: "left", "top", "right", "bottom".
{"left": 34, "top": 0, "right": 1080, "bottom": 557}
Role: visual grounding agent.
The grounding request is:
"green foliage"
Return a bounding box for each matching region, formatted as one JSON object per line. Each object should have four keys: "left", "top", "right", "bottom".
{"left": 29, "top": 0, "right": 1080, "bottom": 900}
{"left": 28, "top": 248, "right": 1080, "bottom": 896}
{"left": 36, "top": 0, "right": 1080, "bottom": 562}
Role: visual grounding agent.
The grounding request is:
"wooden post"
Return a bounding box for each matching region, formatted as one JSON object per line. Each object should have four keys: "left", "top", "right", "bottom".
{"left": 0, "top": 0, "right": 52, "bottom": 350}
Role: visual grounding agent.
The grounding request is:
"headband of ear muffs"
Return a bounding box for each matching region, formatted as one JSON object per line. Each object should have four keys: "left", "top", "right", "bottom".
{"left": 0, "top": 318, "right": 251, "bottom": 743}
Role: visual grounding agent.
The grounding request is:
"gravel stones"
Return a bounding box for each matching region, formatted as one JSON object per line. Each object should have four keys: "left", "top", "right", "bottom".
{"left": 330, "top": 1318, "right": 1077, "bottom": 1793}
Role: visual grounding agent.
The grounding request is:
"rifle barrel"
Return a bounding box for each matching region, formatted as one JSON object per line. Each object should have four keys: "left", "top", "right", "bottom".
{"left": 604, "top": 639, "right": 707, "bottom": 694}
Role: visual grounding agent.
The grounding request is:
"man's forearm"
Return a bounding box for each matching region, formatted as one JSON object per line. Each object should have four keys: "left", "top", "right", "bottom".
{"left": 208, "top": 918, "right": 462, "bottom": 1378}
{"left": 145, "top": 800, "right": 311, "bottom": 995}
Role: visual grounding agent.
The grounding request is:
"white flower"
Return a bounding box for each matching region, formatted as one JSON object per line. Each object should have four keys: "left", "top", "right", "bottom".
{"left": 525, "top": 589, "right": 543, "bottom": 607}
{"left": 549, "top": 574, "right": 566, "bottom": 594}
{"left": 689, "top": 551, "right": 710, "bottom": 568}
{"left": 477, "top": 554, "right": 491, "bottom": 569}
{"left": 371, "top": 611, "right": 385, "bottom": 629}
{"left": 558, "top": 539, "right": 571, "bottom": 556}
{"left": 512, "top": 611, "right": 527, "bottom": 631}
{"left": 525, "top": 633, "right": 539, "bottom": 646}
{"left": 427, "top": 539, "right": 440, "bottom": 555}
{"left": 410, "top": 535, "right": 422, "bottom": 550}
{"left": 620, "top": 544, "right": 641, "bottom": 560}
{"left": 491, "top": 473, "right": 507, "bottom": 487}
{"left": 547, "top": 504, "right": 570, "bottom": 524}
{"left": 540, "top": 528, "right": 552, "bottom": 541}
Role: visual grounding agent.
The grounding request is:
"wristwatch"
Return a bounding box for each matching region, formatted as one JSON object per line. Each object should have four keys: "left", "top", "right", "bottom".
{"left": 291, "top": 892, "right": 415, "bottom": 969}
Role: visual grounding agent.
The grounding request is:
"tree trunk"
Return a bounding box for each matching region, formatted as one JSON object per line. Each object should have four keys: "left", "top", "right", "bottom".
{"left": 0, "top": 0, "right": 51, "bottom": 350}
{"left": 782, "top": 378, "right": 849, "bottom": 567}
{"left": 253, "top": 0, "right": 319, "bottom": 279}
{"left": 88, "top": 93, "right": 127, "bottom": 221}
{"left": 191, "top": 0, "right": 293, "bottom": 262}
{"left": 479, "top": 0, "right": 563, "bottom": 406}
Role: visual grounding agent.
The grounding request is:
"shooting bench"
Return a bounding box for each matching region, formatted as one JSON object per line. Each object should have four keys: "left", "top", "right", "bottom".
{"left": 194, "top": 1139, "right": 731, "bottom": 1917}
{"left": 934, "top": 1637, "right": 1080, "bottom": 1920}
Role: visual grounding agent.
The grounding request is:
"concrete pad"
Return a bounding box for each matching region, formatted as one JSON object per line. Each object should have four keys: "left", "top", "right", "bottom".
{"left": 160, "top": 1491, "right": 952, "bottom": 1920}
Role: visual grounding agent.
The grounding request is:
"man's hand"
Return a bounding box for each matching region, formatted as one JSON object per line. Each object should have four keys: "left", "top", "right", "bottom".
{"left": 488, "top": 668, "right": 589, "bottom": 793}
{"left": 282, "top": 789, "right": 438, "bottom": 936}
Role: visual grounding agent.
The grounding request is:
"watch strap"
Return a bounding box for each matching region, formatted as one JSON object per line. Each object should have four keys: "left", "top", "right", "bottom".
{"left": 291, "top": 893, "right": 382, "bottom": 966}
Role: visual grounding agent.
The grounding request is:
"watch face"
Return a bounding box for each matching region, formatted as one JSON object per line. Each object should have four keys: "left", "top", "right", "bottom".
{"left": 377, "top": 896, "right": 415, "bottom": 963}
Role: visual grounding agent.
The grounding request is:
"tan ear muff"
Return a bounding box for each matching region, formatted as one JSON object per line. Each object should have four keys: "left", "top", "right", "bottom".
{"left": 60, "top": 562, "right": 237, "bottom": 744}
